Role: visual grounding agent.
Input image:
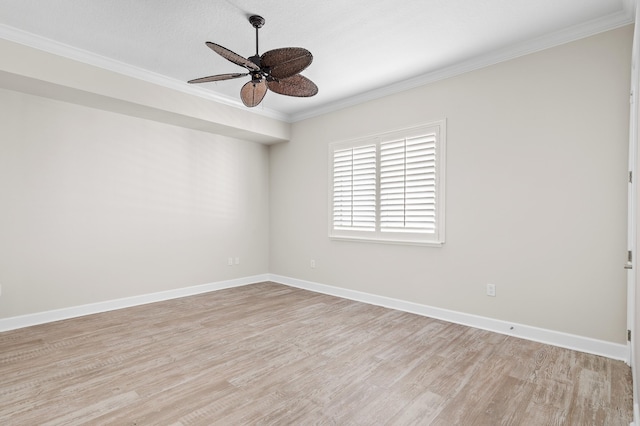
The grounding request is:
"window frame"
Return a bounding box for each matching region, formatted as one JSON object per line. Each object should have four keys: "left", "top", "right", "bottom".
{"left": 328, "top": 120, "right": 446, "bottom": 246}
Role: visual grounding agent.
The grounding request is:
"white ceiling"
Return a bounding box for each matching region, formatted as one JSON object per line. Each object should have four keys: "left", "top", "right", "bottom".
{"left": 0, "top": 0, "right": 634, "bottom": 122}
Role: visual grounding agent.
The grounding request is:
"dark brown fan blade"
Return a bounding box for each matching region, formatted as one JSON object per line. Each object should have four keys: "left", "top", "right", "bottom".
{"left": 267, "top": 74, "right": 318, "bottom": 97}
{"left": 206, "top": 42, "right": 260, "bottom": 71}
{"left": 188, "top": 73, "right": 248, "bottom": 84}
{"left": 261, "top": 47, "right": 313, "bottom": 79}
{"left": 240, "top": 79, "right": 268, "bottom": 107}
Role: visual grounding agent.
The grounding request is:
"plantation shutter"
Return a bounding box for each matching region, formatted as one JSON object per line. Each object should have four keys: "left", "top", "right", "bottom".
{"left": 380, "top": 134, "right": 437, "bottom": 233}
{"left": 329, "top": 120, "right": 445, "bottom": 245}
{"left": 332, "top": 145, "right": 377, "bottom": 231}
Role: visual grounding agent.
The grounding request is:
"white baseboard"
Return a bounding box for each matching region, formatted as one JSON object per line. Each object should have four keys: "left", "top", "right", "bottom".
{"left": 0, "top": 273, "right": 629, "bottom": 362}
{"left": 0, "top": 274, "right": 269, "bottom": 332}
{"left": 269, "top": 274, "right": 629, "bottom": 362}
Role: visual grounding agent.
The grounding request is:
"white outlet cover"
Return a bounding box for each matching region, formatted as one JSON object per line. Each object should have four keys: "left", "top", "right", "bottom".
{"left": 486, "top": 284, "right": 496, "bottom": 297}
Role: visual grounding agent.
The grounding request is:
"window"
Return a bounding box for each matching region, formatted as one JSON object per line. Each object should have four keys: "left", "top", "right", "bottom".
{"left": 329, "top": 121, "right": 446, "bottom": 245}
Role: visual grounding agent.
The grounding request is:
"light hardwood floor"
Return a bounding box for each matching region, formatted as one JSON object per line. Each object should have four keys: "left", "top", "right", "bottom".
{"left": 0, "top": 282, "right": 633, "bottom": 425}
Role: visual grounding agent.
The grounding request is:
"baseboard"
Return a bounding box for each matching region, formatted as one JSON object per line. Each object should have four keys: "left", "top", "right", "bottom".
{"left": 1, "top": 273, "right": 629, "bottom": 362}
{"left": 632, "top": 342, "right": 639, "bottom": 426}
{"left": 0, "top": 274, "right": 270, "bottom": 332}
{"left": 269, "top": 274, "right": 629, "bottom": 362}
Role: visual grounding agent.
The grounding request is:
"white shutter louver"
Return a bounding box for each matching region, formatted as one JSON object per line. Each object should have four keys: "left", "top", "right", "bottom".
{"left": 329, "top": 120, "right": 445, "bottom": 245}
{"left": 380, "top": 134, "right": 437, "bottom": 233}
{"left": 333, "top": 145, "right": 376, "bottom": 231}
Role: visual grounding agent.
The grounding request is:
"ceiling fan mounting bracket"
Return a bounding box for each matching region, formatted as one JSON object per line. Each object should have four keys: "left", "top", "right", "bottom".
{"left": 249, "top": 15, "right": 265, "bottom": 29}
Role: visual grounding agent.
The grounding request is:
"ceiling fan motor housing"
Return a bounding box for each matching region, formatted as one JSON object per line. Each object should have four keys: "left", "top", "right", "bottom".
{"left": 248, "top": 55, "right": 261, "bottom": 68}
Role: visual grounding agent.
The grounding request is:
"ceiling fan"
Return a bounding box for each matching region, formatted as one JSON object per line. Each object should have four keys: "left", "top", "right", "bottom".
{"left": 188, "top": 15, "right": 318, "bottom": 108}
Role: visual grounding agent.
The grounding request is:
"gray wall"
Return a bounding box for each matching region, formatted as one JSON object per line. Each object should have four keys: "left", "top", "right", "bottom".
{"left": 0, "top": 89, "right": 270, "bottom": 317}
{"left": 269, "top": 25, "right": 632, "bottom": 344}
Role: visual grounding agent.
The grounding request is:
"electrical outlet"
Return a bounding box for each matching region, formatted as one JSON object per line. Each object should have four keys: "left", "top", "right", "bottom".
{"left": 486, "top": 283, "right": 496, "bottom": 297}
{"left": 227, "top": 257, "right": 233, "bottom": 266}
{"left": 310, "top": 259, "right": 316, "bottom": 268}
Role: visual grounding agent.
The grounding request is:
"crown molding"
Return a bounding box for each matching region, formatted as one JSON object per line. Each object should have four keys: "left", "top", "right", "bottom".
{"left": 290, "top": 7, "right": 635, "bottom": 122}
{"left": 0, "top": 4, "right": 634, "bottom": 125}
{"left": 0, "top": 24, "right": 290, "bottom": 123}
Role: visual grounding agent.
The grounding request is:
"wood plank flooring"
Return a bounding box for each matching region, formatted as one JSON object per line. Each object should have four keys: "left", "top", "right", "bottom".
{"left": 0, "top": 282, "right": 633, "bottom": 425}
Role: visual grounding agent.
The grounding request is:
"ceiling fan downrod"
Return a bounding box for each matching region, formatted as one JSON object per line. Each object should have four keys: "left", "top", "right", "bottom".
{"left": 249, "top": 15, "right": 264, "bottom": 60}
{"left": 248, "top": 15, "right": 265, "bottom": 83}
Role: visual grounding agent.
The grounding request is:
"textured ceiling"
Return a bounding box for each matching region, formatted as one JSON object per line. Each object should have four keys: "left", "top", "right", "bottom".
{"left": 0, "top": 0, "right": 634, "bottom": 121}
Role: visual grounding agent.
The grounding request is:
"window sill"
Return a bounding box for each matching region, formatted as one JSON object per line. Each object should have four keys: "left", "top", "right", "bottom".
{"left": 329, "top": 235, "right": 445, "bottom": 247}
